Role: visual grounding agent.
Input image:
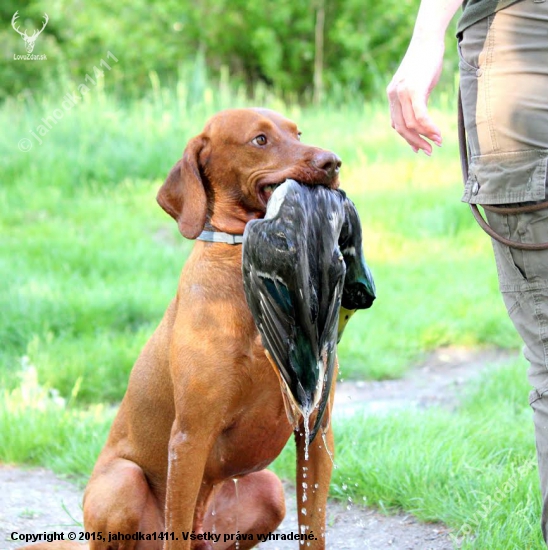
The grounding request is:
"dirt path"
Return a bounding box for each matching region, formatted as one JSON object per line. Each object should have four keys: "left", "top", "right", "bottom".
{"left": 334, "top": 346, "right": 515, "bottom": 417}
{"left": 1, "top": 347, "right": 515, "bottom": 550}
{"left": 257, "top": 484, "right": 452, "bottom": 550}
{"left": 0, "top": 467, "right": 452, "bottom": 550}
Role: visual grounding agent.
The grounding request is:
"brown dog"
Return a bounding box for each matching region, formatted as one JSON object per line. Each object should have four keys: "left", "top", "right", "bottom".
{"left": 24, "top": 108, "right": 342, "bottom": 550}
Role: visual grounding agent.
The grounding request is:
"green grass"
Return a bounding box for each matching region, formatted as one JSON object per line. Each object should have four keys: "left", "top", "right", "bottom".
{"left": 0, "top": 361, "right": 115, "bottom": 479}
{"left": 0, "top": 84, "right": 519, "bottom": 399}
{"left": 1, "top": 352, "right": 541, "bottom": 548}
{"left": 0, "top": 78, "right": 533, "bottom": 549}
{"left": 271, "top": 358, "right": 544, "bottom": 549}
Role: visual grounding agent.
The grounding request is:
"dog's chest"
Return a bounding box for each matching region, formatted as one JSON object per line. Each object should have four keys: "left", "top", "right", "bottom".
{"left": 204, "top": 369, "right": 294, "bottom": 481}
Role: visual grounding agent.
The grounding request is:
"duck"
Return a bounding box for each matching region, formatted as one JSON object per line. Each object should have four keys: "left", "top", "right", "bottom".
{"left": 242, "top": 179, "right": 375, "bottom": 443}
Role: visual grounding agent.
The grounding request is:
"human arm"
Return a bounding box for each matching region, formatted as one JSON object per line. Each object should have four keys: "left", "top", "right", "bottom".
{"left": 386, "top": 0, "right": 464, "bottom": 155}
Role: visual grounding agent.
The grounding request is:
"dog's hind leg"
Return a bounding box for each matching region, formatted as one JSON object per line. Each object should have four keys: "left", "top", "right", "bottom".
{"left": 84, "top": 458, "right": 163, "bottom": 550}
{"left": 201, "top": 470, "right": 285, "bottom": 550}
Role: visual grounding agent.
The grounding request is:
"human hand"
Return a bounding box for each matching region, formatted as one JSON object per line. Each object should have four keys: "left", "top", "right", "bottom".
{"left": 387, "top": 38, "right": 445, "bottom": 155}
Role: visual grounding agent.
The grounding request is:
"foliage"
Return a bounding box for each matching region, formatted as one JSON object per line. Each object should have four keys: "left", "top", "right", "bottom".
{"left": 1, "top": 0, "right": 459, "bottom": 101}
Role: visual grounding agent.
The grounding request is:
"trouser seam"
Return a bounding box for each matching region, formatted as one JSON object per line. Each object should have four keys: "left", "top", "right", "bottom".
{"left": 534, "top": 291, "right": 548, "bottom": 371}
{"left": 485, "top": 14, "right": 499, "bottom": 152}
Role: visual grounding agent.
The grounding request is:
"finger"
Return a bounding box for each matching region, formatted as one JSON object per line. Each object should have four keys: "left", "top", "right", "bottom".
{"left": 398, "top": 88, "right": 440, "bottom": 151}
{"left": 410, "top": 96, "right": 442, "bottom": 145}
{"left": 390, "top": 95, "right": 433, "bottom": 154}
{"left": 399, "top": 98, "right": 436, "bottom": 153}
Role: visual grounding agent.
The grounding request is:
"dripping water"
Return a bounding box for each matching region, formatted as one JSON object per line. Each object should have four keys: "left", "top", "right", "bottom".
{"left": 233, "top": 478, "right": 240, "bottom": 550}
{"left": 296, "top": 408, "right": 311, "bottom": 534}
{"left": 303, "top": 408, "right": 311, "bottom": 461}
{"left": 301, "top": 465, "right": 308, "bottom": 505}
{"left": 321, "top": 431, "right": 336, "bottom": 468}
{"left": 301, "top": 408, "right": 312, "bottom": 518}
{"left": 299, "top": 524, "right": 310, "bottom": 547}
{"left": 211, "top": 487, "right": 217, "bottom": 535}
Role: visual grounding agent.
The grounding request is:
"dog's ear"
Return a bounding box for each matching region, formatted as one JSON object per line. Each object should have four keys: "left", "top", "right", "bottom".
{"left": 157, "top": 136, "right": 208, "bottom": 239}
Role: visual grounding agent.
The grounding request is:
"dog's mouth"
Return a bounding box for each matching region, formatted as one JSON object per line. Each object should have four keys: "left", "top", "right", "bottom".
{"left": 258, "top": 177, "right": 337, "bottom": 211}
{"left": 258, "top": 182, "right": 285, "bottom": 207}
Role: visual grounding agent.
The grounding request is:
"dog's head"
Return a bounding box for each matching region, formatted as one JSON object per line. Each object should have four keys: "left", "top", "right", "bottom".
{"left": 157, "top": 108, "right": 342, "bottom": 239}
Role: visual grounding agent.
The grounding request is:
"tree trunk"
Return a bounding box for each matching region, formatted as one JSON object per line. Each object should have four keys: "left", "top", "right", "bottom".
{"left": 313, "top": 0, "right": 325, "bottom": 106}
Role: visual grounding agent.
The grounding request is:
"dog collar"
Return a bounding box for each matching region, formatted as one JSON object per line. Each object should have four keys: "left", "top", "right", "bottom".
{"left": 197, "top": 230, "right": 244, "bottom": 245}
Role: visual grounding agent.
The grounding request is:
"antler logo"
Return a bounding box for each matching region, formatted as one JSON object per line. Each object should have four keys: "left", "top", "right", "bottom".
{"left": 11, "top": 11, "right": 49, "bottom": 53}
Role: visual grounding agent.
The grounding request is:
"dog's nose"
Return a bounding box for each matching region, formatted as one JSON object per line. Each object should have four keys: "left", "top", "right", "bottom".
{"left": 312, "top": 152, "right": 342, "bottom": 179}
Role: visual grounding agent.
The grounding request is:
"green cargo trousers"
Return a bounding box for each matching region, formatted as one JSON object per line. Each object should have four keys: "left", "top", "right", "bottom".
{"left": 458, "top": 0, "right": 548, "bottom": 542}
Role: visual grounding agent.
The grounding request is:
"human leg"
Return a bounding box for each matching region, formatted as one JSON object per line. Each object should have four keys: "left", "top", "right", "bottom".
{"left": 459, "top": 0, "right": 548, "bottom": 541}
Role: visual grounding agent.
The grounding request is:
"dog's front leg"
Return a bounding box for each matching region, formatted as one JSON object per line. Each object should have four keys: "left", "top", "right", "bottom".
{"left": 294, "top": 417, "right": 334, "bottom": 550}
{"left": 164, "top": 417, "right": 214, "bottom": 550}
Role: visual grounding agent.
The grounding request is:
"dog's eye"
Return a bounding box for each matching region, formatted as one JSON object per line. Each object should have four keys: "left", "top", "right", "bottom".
{"left": 297, "top": 132, "right": 302, "bottom": 141}
{"left": 252, "top": 135, "right": 268, "bottom": 146}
